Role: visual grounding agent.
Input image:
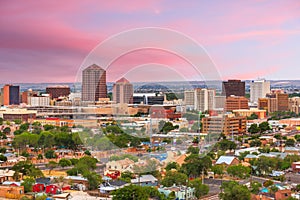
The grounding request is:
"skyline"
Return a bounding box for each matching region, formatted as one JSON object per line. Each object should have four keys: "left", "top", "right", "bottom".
{"left": 1, "top": 1, "right": 300, "bottom": 83}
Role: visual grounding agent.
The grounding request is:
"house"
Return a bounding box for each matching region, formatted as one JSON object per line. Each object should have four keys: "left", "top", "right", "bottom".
{"left": 215, "top": 156, "right": 239, "bottom": 166}
{"left": 99, "top": 180, "right": 128, "bottom": 194}
{"left": 0, "top": 169, "right": 22, "bottom": 183}
{"left": 52, "top": 193, "right": 71, "bottom": 200}
{"left": 244, "top": 154, "right": 258, "bottom": 163}
{"left": 2, "top": 181, "right": 21, "bottom": 187}
{"left": 0, "top": 185, "right": 24, "bottom": 199}
{"left": 64, "top": 176, "right": 88, "bottom": 188}
{"left": 292, "top": 161, "right": 300, "bottom": 173}
{"left": 105, "top": 158, "right": 135, "bottom": 173}
{"left": 275, "top": 189, "right": 292, "bottom": 200}
{"left": 284, "top": 147, "right": 300, "bottom": 155}
{"left": 131, "top": 175, "right": 158, "bottom": 186}
{"left": 158, "top": 185, "right": 195, "bottom": 200}
{"left": 32, "top": 183, "right": 45, "bottom": 193}
{"left": 45, "top": 184, "right": 61, "bottom": 195}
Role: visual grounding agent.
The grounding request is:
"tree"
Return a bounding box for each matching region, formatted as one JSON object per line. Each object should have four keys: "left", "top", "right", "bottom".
{"left": 83, "top": 171, "right": 102, "bottom": 190}
{"left": 181, "top": 155, "right": 212, "bottom": 178}
{"left": 47, "top": 161, "right": 58, "bottom": 175}
{"left": 0, "top": 117, "right": 3, "bottom": 125}
{"left": 227, "top": 165, "right": 250, "bottom": 179}
{"left": 263, "top": 180, "right": 274, "bottom": 187}
{"left": 250, "top": 139, "right": 262, "bottom": 147}
{"left": 45, "top": 149, "right": 56, "bottom": 159}
{"left": 165, "top": 162, "right": 180, "bottom": 171}
{"left": 254, "top": 156, "right": 278, "bottom": 176}
{"left": 112, "top": 185, "right": 149, "bottom": 200}
{"left": 219, "top": 181, "right": 251, "bottom": 200}
{"left": 0, "top": 154, "right": 7, "bottom": 162}
{"left": 189, "top": 178, "right": 209, "bottom": 198}
{"left": 12, "top": 161, "right": 44, "bottom": 178}
{"left": 286, "top": 139, "right": 295, "bottom": 147}
{"left": 161, "top": 171, "right": 188, "bottom": 187}
{"left": 58, "top": 158, "right": 72, "bottom": 168}
{"left": 84, "top": 150, "right": 91, "bottom": 156}
{"left": 21, "top": 177, "right": 35, "bottom": 193}
{"left": 3, "top": 127, "right": 11, "bottom": 134}
{"left": 248, "top": 124, "right": 260, "bottom": 134}
{"left": 250, "top": 181, "right": 262, "bottom": 195}
{"left": 186, "top": 146, "right": 199, "bottom": 155}
{"left": 211, "top": 165, "right": 225, "bottom": 179}
{"left": 259, "top": 122, "right": 271, "bottom": 133}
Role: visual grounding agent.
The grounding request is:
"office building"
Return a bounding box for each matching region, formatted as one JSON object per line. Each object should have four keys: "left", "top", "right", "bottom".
{"left": 250, "top": 79, "right": 270, "bottom": 104}
{"left": 289, "top": 97, "right": 300, "bottom": 114}
{"left": 202, "top": 114, "right": 246, "bottom": 135}
{"left": 82, "top": 64, "right": 107, "bottom": 101}
{"left": 46, "top": 86, "right": 70, "bottom": 99}
{"left": 28, "top": 95, "right": 50, "bottom": 106}
{"left": 276, "top": 93, "right": 288, "bottom": 112}
{"left": 222, "top": 80, "right": 245, "bottom": 97}
{"left": 184, "top": 88, "right": 215, "bottom": 112}
{"left": 2, "top": 85, "right": 20, "bottom": 105}
{"left": 112, "top": 78, "right": 133, "bottom": 104}
{"left": 225, "top": 96, "right": 249, "bottom": 111}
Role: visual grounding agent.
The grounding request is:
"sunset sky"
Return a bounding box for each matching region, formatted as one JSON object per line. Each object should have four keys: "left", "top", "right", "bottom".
{"left": 1, "top": 0, "right": 300, "bottom": 83}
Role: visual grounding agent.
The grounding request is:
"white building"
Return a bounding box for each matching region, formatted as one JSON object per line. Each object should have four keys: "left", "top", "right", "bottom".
{"left": 28, "top": 95, "right": 50, "bottom": 106}
{"left": 250, "top": 79, "right": 270, "bottom": 104}
{"left": 184, "top": 88, "right": 215, "bottom": 112}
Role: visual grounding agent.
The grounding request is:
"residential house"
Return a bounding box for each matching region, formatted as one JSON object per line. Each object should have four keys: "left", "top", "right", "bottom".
{"left": 158, "top": 185, "right": 195, "bottom": 200}
{"left": 105, "top": 158, "right": 135, "bottom": 174}
{"left": 131, "top": 175, "right": 158, "bottom": 186}
{"left": 275, "top": 189, "right": 292, "bottom": 200}
{"left": 215, "top": 156, "right": 239, "bottom": 166}
{"left": 284, "top": 147, "right": 300, "bottom": 155}
{"left": 0, "top": 169, "right": 22, "bottom": 183}
{"left": 0, "top": 185, "right": 24, "bottom": 199}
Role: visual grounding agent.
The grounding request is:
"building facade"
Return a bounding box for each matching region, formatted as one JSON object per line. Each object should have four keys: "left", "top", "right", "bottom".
{"left": 222, "top": 79, "right": 245, "bottom": 97}
{"left": 250, "top": 79, "right": 270, "bottom": 104}
{"left": 46, "top": 86, "right": 70, "bottom": 99}
{"left": 112, "top": 78, "right": 133, "bottom": 104}
{"left": 82, "top": 64, "right": 107, "bottom": 101}
{"left": 225, "top": 96, "right": 249, "bottom": 111}
{"left": 2, "top": 85, "right": 20, "bottom": 105}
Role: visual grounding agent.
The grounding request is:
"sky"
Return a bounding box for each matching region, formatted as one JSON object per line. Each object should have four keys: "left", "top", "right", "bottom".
{"left": 0, "top": 0, "right": 300, "bottom": 83}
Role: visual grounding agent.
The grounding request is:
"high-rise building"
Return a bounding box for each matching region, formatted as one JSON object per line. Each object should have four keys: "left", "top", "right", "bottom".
{"left": 250, "top": 79, "right": 270, "bottom": 104}
{"left": 113, "top": 78, "right": 133, "bottom": 104}
{"left": 82, "top": 64, "right": 107, "bottom": 101}
{"left": 225, "top": 96, "right": 249, "bottom": 111}
{"left": 2, "top": 84, "right": 20, "bottom": 105}
{"left": 46, "top": 86, "right": 70, "bottom": 99}
{"left": 184, "top": 88, "right": 216, "bottom": 112}
{"left": 276, "top": 93, "right": 288, "bottom": 112}
{"left": 28, "top": 95, "right": 50, "bottom": 106}
{"left": 222, "top": 80, "right": 245, "bottom": 97}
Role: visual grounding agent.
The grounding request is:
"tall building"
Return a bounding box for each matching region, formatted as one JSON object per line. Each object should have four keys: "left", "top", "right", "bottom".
{"left": 225, "top": 96, "right": 249, "bottom": 111}
{"left": 2, "top": 84, "right": 20, "bottom": 105}
{"left": 250, "top": 79, "right": 270, "bottom": 104}
{"left": 276, "top": 93, "right": 288, "bottom": 112}
{"left": 82, "top": 64, "right": 107, "bottom": 101}
{"left": 113, "top": 78, "right": 133, "bottom": 104}
{"left": 289, "top": 97, "right": 300, "bottom": 114}
{"left": 184, "top": 88, "right": 216, "bottom": 112}
{"left": 222, "top": 80, "right": 245, "bottom": 97}
{"left": 46, "top": 86, "right": 70, "bottom": 99}
{"left": 28, "top": 95, "right": 50, "bottom": 106}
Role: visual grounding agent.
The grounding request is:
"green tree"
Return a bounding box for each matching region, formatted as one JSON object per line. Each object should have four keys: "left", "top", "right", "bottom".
{"left": 219, "top": 181, "right": 250, "bottom": 200}
{"left": 250, "top": 139, "right": 262, "bottom": 147}
{"left": 248, "top": 124, "right": 260, "bottom": 134}
{"left": 165, "top": 162, "right": 180, "bottom": 171}
{"left": 0, "top": 117, "right": 3, "bottom": 125}
{"left": 259, "top": 122, "right": 271, "bottom": 133}
{"left": 44, "top": 149, "right": 56, "bottom": 159}
{"left": 286, "top": 139, "right": 296, "bottom": 147}
{"left": 58, "top": 158, "right": 72, "bottom": 168}
{"left": 211, "top": 165, "right": 225, "bottom": 179}
{"left": 186, "top": 146, "right": 199, "bottom": 155}
{"left": 189, "top": 178, "right": 209, "bottom": 198}
{"left": 47, "top": 161, "right": 58, "bottom": 175}
{"left": 227, "top": 165, "right": 250, "bottom": 179}
{"left": 112, "top": 184, "right": 148, "bottom": 200}
{"left": 84, "top": 150, "right": 91, "bottom": 156}
{"left": 0, "top": 154, "right": 7, "bottom": 162}
{"left": 250, "top": 181, "right": 262, "bottom": 195}
{"left": 21, "top": 177, "right": 35, "bottom": 193}
{"left": 181, "top": 155, "right": 212, "bottom": 178}
{"left": 161, "top": 171, "right": 188, "bottom": 187}
{"left": 12, "top": 161, "right": 44, "bottom": 178}
{"left": 83, "top": 171, "right": 102, "bottom": 190}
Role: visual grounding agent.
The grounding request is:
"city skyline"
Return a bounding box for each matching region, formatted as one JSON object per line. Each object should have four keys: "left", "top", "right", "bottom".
{"left": 1, "top": 1, "right": 300, "bottom": 83}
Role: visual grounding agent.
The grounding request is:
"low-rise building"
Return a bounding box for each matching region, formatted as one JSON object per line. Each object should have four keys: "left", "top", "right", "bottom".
{"left": 131, "top": 175, "right": 158, "bottom": 186}
{"left": 215, "top": 156, "right": 239, "bottom": 166}
{"left": 158, "top": 185, "right": 195, "bottom": 200}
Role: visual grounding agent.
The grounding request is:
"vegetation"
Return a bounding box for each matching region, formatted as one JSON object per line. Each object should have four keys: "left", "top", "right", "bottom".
{"left": 188, "top": 178, "right": 209, "bottom": 198}
{"left": 112, "top": 185, "right": 166, "bottom": 200}
{"left": 219, "top": 181, "right": 251, "bottom": 200}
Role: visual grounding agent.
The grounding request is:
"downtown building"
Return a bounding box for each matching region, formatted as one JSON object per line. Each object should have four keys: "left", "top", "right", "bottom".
{"left": 258, "top": 92, "right": 289, "bottom": 113}
{"left": 0, "top": 84, "right": 20, "bottom": 106}
{"left": 250, "top": 79, "right": 270, "bottom": 104}
{"left": 81, "top": 64, "right": 107, "bottom": 102}
{"left": 222, "top": 79, "right": 245, "bottom": 97}
{"left": 184, "top": 88, "right": 216, "bottom": 112}
{"left": 46, "top": 85, "right": 70, "bottom": 99}
{"left": 112, "top": 78, "right": 133, "bottom": 104}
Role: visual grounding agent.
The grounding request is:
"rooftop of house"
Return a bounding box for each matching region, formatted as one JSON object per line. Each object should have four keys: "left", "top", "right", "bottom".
{"left": 131, "top": 175, "right": 158, "bottom": 184}
{"left": 216, "top": 156, "right": 237, "bottom": 165}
